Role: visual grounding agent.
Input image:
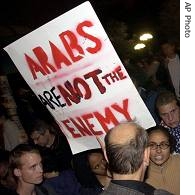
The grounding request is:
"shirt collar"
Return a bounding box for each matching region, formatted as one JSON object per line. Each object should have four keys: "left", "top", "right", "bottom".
{"left": 111, "top": 180, "right": 155, "bottom": 195}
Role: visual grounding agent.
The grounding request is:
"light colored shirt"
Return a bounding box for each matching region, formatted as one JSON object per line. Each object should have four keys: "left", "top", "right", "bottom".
{"left": 146, "top": 154, "right": 180, "bottom": 195}
{"left": 3, "top": 119, "right": 22, "bottom": 151}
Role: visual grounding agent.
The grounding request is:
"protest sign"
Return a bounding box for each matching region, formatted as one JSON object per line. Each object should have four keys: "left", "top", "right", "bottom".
{"left": 4, "top": 1, "right": 155, "bottom": 154}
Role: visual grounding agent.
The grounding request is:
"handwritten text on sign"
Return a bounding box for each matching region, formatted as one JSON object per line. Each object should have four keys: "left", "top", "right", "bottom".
{"left": 4, "top": 1, "right": 155, "bottom": 154}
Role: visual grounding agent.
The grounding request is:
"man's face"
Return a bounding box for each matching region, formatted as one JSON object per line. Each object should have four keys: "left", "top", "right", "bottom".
{"left": 88, "top": 152, "right": 107, "bottom": 176}
{"left": 161, "top": 43, "right": 175, "bottom": 58}
{"left": 158, "top": 100, "right": 180, "bottom": 128}
{"left": 149, "top": 131, "right": 170, "bottom": 166}
{"left": 16, "top": 153, "right": 43, "bottom": 185}
{"left": 31, "top": 130, "right": 49, "bottom": 147}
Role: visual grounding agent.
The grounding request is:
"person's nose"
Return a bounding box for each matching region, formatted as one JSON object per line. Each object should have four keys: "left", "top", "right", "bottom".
{"left": 101, "top": 159, "right": 106, "bottom": 168}
{"left": 38, "top": 164, "right": 43, "bottom": 173}
{"left": 156, "top": 146, "right": 162, "bottom": 153}
{"left": 167, "top": 112, "right": 173, "bottom": 121}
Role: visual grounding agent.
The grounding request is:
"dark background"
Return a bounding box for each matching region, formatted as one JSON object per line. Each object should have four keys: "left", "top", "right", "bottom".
{"left": 0, "top": 0, "right": 180, "bottom": 74}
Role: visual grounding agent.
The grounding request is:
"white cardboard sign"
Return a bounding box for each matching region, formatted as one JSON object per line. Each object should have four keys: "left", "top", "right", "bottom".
{"left": 4, "top": 1, "right": 155, "bottom": 154}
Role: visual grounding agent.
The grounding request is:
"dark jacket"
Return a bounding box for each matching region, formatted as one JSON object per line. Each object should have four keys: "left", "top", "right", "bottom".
{"left": 43, "top": 170, "right": 102, "bottom": 195}
{"left": 100, "top": 180, "right": 174, "bottom": 195}
{"left": 50, "top": 133, "right": 73, "bottom": 171}
{"left": 35, "top": 183, "right": 59, "bottom": 195}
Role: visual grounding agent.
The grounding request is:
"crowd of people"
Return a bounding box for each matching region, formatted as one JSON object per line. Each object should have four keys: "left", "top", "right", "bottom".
{"left": 0, "top": 39, "right": 180, "bottom": 195}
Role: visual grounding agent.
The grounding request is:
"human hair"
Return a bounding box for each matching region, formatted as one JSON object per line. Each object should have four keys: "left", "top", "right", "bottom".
{"left": 146, "top": 125, "right": 176, "bottom": 153}
{"left": 29, "top": 119, "right": 56, "bottom": 136}
{"left": 156, "top": 90, "right": 179, "bottom": 110}
{"left": 105, "top": 122, "right": 148, "bottom": 174}
{"left": 87, "top": 148, "right": 103, "bottom": 162}
{"left": 72, "top": 149, "right": 103, "bottom": 188}
{"left": 161, "top": 39, "right": 176, "bottom": 47}
{"left": 9, "top": 144, "right": 40, "bottom": 170}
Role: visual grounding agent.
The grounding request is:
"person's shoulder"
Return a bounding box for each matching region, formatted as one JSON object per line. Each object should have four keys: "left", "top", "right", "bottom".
{"left": 4, "top": 119, "right": 20, "bottom": 130}
{"left": 36, "top": 184, "right": 59, "bottom": 195}
{"left": 170, "top": 153, "right": 180, "bottom": 163}
{"left": 154, "top": 189, "right": 174, "bottom": 195}
{"left": 171, "top": 153, "right": 180, "bottom": 158}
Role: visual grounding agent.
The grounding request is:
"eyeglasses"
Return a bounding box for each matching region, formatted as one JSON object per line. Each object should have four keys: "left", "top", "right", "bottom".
{"left": 148, "top": 142, "right": 170, "bottom": 150}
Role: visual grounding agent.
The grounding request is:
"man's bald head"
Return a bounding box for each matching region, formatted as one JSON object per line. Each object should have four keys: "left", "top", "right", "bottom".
{"left": 107, "top": 122, "right": 138, "bottom": 145}
{"left": 104, "top": 121, "right": 148, "bottom": 175}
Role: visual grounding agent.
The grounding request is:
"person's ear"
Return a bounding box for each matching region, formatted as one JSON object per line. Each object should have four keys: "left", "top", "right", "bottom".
{"left": 140, "top": 147, "right": 150, "bottom": 181}
{"left": 96, "top": 136, "right": 108, "bottom": 163}
{"left": 143, "top": 147, "right": 150, "bottom": 167}
{"left": 14, "top": 168, "right": 22, "bottom": 177}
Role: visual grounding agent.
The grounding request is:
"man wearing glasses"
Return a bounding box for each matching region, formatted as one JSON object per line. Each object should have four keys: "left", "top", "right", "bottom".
{"left": 145, "top": 125, "right": 180, "bottom": 195}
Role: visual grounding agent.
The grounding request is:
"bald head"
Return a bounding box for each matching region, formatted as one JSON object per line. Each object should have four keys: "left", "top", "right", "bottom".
{"left": 108, "top": 122, "right": 138, "bottom": 145}
{"left": 104, "top": 122, "right": 148, "bottom": 174}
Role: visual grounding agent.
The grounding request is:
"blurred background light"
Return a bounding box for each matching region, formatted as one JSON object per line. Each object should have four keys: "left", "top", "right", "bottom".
{"left": 134, "top": 43, "right": 146, "bottom": 50}
{"left": 139, "top": 33, "right": 153, "bottom": 41}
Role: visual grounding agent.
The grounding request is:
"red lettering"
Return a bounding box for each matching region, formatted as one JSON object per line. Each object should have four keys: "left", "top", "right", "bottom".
{"left": 82, "top": 113, "right": 103, "bottom": 135}
{"left": 33, "top": 46, "right": 57, "bottom": 74}
{"left": 94, "top": 107, "right": 119, "bottom": 133}
{"left": 112, "top": 98, "right": 132, "bottom": 121}
{"left": 102, "top": 66, "right": 127, "bottom": 85}
{"left": 59, "top": 30, "right": 84, "bottom": 62}
{"left": 49, "top": 41, "right": 72, "bottom": 68}
{"left": 73, "top": 78, "right": 91, "bottom": 99}
{"left": 26, "top": 20, "right": 102, "bottom": 80}
{"left": 61, "top": 98, "right": 132, "bottom": 138}
{"left": 57, "top": 82, "right": 80, "bottom": 106}
{"left": 70, "top": 117, "right": 93, "bottom": 136}
{"left": 25, "top": 54, "right": 47, "bottom": 80}
{"left": 77, "top": 20, "right": 102, "bottom": 54}
{"left": 62, "top": 119, "right": 81, "bottom": 138}
{"left": 115, "top": 66, "right": 127, "bottom": 80}
{"left": 102, "top": 73, "right": 112, "bottom": 85}
{"left": 84, "top": 69, "right": 106, "bottom": 94}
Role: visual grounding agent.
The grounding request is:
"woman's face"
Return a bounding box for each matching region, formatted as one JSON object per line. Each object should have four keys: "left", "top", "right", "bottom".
{"left": 148, "top": 131, "right": 170, "bottom": 166}
{"left": 88, "top": 152, "right": 107, "bottom": 176}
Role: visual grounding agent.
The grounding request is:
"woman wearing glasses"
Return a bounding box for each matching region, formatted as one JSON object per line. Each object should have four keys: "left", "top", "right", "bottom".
{"left": 145, "top": 125, "right": 180, "bottom": 195}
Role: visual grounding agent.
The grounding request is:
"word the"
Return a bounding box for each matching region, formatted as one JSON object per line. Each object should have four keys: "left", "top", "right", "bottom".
{"left": 38, "top": 66, "right": 127, "bottom": 109}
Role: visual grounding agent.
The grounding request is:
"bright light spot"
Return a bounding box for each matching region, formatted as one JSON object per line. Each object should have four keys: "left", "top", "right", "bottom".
{"left": 139, "top": 33, "right": 153, "bottom": 41}
{"left": 134, "top": 43, "right": 146, "bottom": 50}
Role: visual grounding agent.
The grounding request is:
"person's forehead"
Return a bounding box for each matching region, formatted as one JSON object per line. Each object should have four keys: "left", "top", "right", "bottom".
{"left": 149, "top": 131, "right": 168, "bottom": 141}
{"left": 89, "top": 153, "right": 103, "bottom": 163}
{"left": 89, "top": 152, "right": 102, "bottom": 158}
{"left": 20, "top": 152, "right": 41, "bottom": 165}
{"left": 159, "top": 100, "right": 178, "bottom": 111}
{"left": 31, "top": 131, "right": 41, "bottom": 137}
{"left": 162, "top": 43, "right": 174, "bottom": 48}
